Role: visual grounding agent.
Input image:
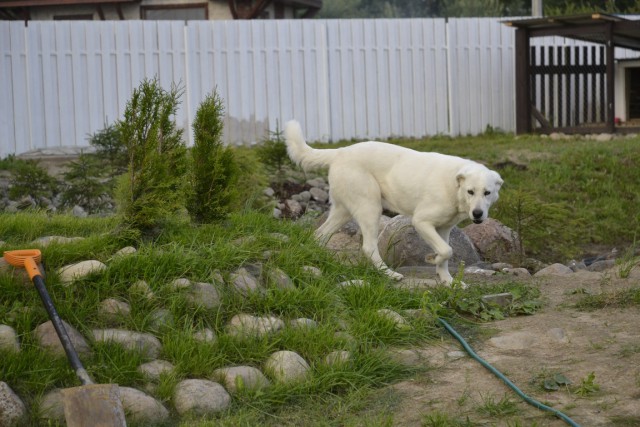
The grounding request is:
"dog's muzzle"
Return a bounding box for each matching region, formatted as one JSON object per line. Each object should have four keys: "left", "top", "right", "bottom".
{"left": 472, "top": 209, "right": 484, "bottom": 224}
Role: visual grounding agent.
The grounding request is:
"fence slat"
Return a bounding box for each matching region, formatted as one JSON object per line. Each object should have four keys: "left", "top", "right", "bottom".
{"left": 4, "top": 18, "right": 638, "bottom": 157}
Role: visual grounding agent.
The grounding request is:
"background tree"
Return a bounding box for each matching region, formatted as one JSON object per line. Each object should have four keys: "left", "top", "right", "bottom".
{"left": 187, "top": 90, "right": 239, "bottom": 223}
{"left": 116, "top": 78, "right": 188, "bottom": 233}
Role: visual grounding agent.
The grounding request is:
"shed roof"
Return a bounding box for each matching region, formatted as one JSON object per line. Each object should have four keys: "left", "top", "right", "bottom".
{"left": 503, "top": 13, "right": 640, "bottom": 51}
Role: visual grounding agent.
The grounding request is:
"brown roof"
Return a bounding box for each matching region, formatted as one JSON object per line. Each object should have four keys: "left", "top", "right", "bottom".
{"left": 503, "top": 13, "right": 640, "bottom": 51}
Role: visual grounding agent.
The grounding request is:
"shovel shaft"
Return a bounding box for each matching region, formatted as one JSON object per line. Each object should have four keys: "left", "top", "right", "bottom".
{"left": 32, "top": 275, "right": 94, "bottom": 386}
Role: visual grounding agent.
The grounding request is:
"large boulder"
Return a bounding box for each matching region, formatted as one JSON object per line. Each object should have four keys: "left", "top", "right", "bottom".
{"left": 462, "top": 218, "right": 519, "bottom": 262}
{"left": 378, "top": 215, "right": 480, "bottom": 268}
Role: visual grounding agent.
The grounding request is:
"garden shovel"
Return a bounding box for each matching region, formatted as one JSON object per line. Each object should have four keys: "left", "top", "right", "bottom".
{"left": 3, "top": 249, "right": 127, "bottom": 427}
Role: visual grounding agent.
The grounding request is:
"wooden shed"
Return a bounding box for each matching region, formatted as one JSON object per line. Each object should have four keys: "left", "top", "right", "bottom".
{"left": 504, "top": 13, "right": 640, "bottom": 134}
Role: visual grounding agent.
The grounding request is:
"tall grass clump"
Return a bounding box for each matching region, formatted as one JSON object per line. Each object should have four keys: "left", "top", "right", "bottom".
{"left": 116, "top": 78, "right": 188, "bottom": 234}
{"left": 187, "top": 89, "right": 239, "bottom": 223}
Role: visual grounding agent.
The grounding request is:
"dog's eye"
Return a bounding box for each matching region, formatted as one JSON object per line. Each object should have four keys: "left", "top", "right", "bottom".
{"left": 467, "top": 190, "right": 474, "bottom": 196}
{"left": 484, "top": 191, "right": 491, "bottom": 196}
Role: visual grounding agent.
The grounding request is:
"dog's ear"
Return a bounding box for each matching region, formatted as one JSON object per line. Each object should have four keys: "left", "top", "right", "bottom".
{"left": 456, "top": 170, "right": 467, "bottom": 187}
{"left": 492, "top": 171, "right": 504, "bottom": 189}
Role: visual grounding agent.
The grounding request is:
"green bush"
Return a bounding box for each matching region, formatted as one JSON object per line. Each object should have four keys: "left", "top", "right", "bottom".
{"left": 60, "top": 153, "right": 112, "bottom": 213}
{"left": 187, "top": 90, "right": 239, "bottom": 223}
{"left": 87, "top": 123, "right": 128, "bottom": 180}
{"left": 256, "top": 123, "right": 294, "bottom": 192}
{"left": 493, "top": 189, "right": 580, "bottom": 263}
{"left": 6, "top": 158, "right": 59, "bottom": 205}
{"left": 116, "top": 78, "right": 188, "bottom": 233}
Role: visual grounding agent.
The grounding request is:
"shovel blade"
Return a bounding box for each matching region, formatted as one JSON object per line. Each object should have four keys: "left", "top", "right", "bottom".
{"left": 61, "top": 384, "right": 126, "bottom": 427}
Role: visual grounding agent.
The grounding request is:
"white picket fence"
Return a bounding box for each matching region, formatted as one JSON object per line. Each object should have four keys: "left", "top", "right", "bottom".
{"left": 1, "top": 17, "right": 623, "bottom": 158}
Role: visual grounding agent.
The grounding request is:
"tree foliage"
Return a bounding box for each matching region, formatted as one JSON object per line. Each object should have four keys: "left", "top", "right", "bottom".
{"left": 116, "top": 78, "right": 188, "bottom": 233}
{"left": 187, "top": 90, "right": 239, "bottom": 223}
{"left": 317, "top": 0, "right": 640, "bottom": 18}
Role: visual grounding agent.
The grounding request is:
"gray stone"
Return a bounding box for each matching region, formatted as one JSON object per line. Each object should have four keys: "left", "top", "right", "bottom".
{"left": 35, "top": 320, "right": 91, "bottom": 357}
{"left": 324, "top": 350, "right": 351, "bottom": 366}
{"left": 263, "top": 187, "right": 275, "bottom": 197}
{"left": 464, "top": 266, "right": 496, "bottom": 276}
{"left": 57, "top": 260, "right": 107, "bottom": 284}
{"left": 264, "top": 350, "right": 310, "bottom": 383}
{"left": 169, "top": 278, "right": 192, "bottom": 290}
{"left": 226, "top": 314, "right": 284, "bottom": 338}
{"left": 193, "top": 328, "right": 217, "bottom": 343}
{"left": 288, "top": 318, "right": 318, "bottom": 329}
{"left": 113, "top": 246, "right": 137, "bottom": 258}
{"left": 98, "top": 298, "right": 131, "bottom": 321}
{"left": 119, "top": 386, "right": 169, "bottom": 424}
{"left": 462, "top": 218, "right": 519, "bottom": 262}
{"left": 229, "top": 268, "right": 264, "bottom": 296}
{"left": 534, "top": 263, "right": 574, "bottom": 277}
{"left": 0, "top": 382, "right": 26, "bottom": 426}
{"left": 285, "top": 199, "right": 303, "bottom": 217}
{"left": 72, "top": 205, "right": 87, "bottom": 217}
{"left": 377, "top": 309, "right": 411, "bottom": 330}
{"left": 32, "top": 235, "right": 84, "bottom": 247}
{"left": 174, "top": 379, "right": 231, "bottom": 416}
{"left": 587, "top": 259, "right": 615, "bottom": 272}
{"left": 302, "top": 266, "right": 322, "bottom": 277}
{"left": 138, "top": 360, "right": 175, "bottom": 381}
{"left": 309, "top": 187, "right": 329, "bottom": 203}
{"left": 489, "top": 332, "right": 535, "bottom": 350}
{"left": 39, "top": 389, "right": 65, "bottom": 424}
{"left": 266, "top": 268, "right": 295, "bottom": 290}
{"left": 212, "top": 366, "right": 271, "bottom": 393}
{"left": 481, "top": 292, "right": 513, "bottom": 307}
{"left": 148, "top": 309, "right": 174, "bottom": 332}
{"left": 504, "top": 267, "right": 531, "bottom": 277}
{"left": 129, "top": 280, "right": 154, "bottom": 300}
{"left": 0, "top": 325, "right": 20, "bottom": 353}
{"left": 379, "top": 215, "right": 479, "bottom": 269}
{"left": 92, "top": 329, "right": 161, "bottom": 359}
{"left": 306, "top": 177, "right": 327, "bottom": 188}
{"left": 187, "top": 282, "right": 221, "bottom": 309}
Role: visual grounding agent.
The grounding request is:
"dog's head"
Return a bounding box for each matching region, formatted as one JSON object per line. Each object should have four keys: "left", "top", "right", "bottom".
{"left": 456, "top": 165, "right": 503, "bottom": 224}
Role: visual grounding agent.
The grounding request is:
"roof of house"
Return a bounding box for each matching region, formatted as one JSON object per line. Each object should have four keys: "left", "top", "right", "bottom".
{"left": 503, "top": 13, "right": 640, "bottom": 51}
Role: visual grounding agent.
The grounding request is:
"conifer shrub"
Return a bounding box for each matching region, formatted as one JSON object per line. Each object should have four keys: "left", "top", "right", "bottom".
{"left": 60, "top": 153, "right": 112, "bottom": 213}
{"left": 255, "top": 122, "right": 294, "bottom": 193}
{"left": 186, "top": 90, "right": 239, "bottom": 223}
{"left": 116, "top": 78, "right": 188, "bottom": 233}
{"left": 87, "top": 123, "right": 128, "bottom": 181}
{"left": 7, "top": 158, "right": 59, "bottom": 206}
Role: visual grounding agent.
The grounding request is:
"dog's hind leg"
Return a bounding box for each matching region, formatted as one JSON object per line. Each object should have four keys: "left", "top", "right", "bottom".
{"left": 315, "top": 204, "right": 351, "bottom": 244}
{"left": 354, "top": 206, "right": 404, "bottom": 281}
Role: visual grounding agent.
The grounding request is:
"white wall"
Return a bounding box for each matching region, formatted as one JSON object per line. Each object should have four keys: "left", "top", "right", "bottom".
{"left": 4, "top": 18, "right": 633, "bottom": 158}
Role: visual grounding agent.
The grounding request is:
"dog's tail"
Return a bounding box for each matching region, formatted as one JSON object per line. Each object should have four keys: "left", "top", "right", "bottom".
{"left": 284, "top": 120, "right": 337, "bottom": 172}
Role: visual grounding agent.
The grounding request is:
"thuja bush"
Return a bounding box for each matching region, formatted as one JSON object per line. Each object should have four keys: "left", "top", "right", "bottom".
{"left": 116, "top": 78, "right": 188, "bottom": 233}
{"left": 87, "top": 123, "right": 128, "bottom": 181}
{"left": 60, "top": 153, "right": 112, "bottom": 213}
{"left": 187, "top": 90, "right": 239, "bottom": 223}
{"left": 7, "top": 158, "right": 59, "bottom": 205}
{"left": 255, "top": 122, "right": 294, "bottom": 192}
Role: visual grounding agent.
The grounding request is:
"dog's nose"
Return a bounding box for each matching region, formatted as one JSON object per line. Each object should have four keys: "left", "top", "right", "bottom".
{"left": 472, "top": 209, "right": 483, "bottom": 219}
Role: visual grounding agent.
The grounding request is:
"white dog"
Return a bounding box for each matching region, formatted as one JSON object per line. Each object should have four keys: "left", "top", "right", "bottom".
{"left": 284, "top": 120, "right": 503, "bottom": 285}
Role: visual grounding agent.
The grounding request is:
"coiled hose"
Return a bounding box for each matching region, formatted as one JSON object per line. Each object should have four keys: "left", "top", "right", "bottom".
{"left": 438, "top": 317, "right": 581, "bottom": 427}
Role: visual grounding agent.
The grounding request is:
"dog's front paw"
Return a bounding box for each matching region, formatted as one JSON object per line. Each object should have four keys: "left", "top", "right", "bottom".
{"left": 385, "top": 270, "right": 404, "bottom": 281}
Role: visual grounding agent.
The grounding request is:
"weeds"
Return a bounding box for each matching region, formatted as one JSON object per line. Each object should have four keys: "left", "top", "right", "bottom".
{"left": 476, "top": 393, "right": 519, "bottom": 416}
{"left": 573, "top": 372, "right": 600, "bottom": 397}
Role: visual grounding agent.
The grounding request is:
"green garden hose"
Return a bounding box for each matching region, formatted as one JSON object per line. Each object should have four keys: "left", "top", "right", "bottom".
{"left": 438, "top": 318, "right": 581, "bottom": 427}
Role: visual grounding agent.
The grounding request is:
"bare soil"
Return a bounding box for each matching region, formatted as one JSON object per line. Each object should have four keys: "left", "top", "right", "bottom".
{"left": 387, "top": 267, "right": 640, "bottom": 426}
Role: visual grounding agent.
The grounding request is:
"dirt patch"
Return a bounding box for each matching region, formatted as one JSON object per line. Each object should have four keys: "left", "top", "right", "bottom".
{"left": 388, "top": 267, "right": 640, "bottom": 426}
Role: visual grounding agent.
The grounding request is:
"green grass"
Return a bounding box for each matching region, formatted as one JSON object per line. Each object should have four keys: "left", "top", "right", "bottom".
{"left": 0, "top": 209, "right": 542, "bottom": 426}
{"left": 575, "top": 287, "right": 640, "bottom": 311}
{"left": 2, "top": 131, "right": 639, "bottom": 425}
